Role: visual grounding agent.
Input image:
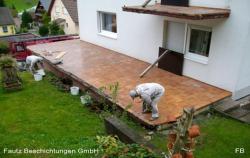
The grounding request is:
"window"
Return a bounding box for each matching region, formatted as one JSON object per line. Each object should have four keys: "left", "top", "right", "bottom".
{"left": 63, "top": 7, "right": 68, "bottom": 15}
{"left": 55, "top": 6, "right": 60, "bottom": 15}
{"left": 98, "top": 12, "right": 117, "bottom": 39}
{"left": 2, "top": 26, "right": 8, "bottom": 33}
{"left": 185, "top": 25, "right": 212, "bottom": 64}
{"left": 16, "top": 45, "right": 25, "bottom": 52}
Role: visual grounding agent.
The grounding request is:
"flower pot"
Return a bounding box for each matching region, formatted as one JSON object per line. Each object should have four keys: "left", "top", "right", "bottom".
{"left": 172, "top": 153, "right": 182, "bottom": 158}
{"left": 185, "top": 151, "right": 193, "bottom": 158}
{"left": 188, "top": 125, "right": 200, "bottom": 138}
{"left": 70, "top": 86, "right": 79, "bottom": 95}
{"left": 167, "top": 142, "right": 174, "bottom": 150}
{"left": 34, "top": 74, "right": 42, "bottom": 81}
{"left": 168, "top": 133, "right": 177, "bottom": 143}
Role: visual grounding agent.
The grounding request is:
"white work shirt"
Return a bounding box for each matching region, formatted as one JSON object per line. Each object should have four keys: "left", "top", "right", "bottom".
{"left": 26, "top": 55, "right": 43, "bottom": 70}
{"left": 135, "top": 83, "right": 165, "bottom": 104}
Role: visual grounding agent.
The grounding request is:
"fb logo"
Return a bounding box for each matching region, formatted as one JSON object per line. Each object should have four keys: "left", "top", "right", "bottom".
{"left": 235, "top": 148, "right": 245, "bottom": 154}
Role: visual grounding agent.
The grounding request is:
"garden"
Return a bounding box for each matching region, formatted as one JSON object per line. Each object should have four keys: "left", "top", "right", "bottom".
{"left": 0, "top": 55, "right": 250, "bottom": 158}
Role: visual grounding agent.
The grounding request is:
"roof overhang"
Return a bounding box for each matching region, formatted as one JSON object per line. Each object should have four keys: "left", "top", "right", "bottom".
{"left": 123, "top": 3, "right": 230, "bottom": 20}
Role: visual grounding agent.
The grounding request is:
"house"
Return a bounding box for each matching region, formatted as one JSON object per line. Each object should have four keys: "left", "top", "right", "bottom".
{"left": 77, "top": 0, "right": 250, "bottom": 100}
{"left": 0, "top": 7, "right": 16, "bottom": 36}
{"left": 35, "top": 0, "right": 52, "bottom": 23}
{"left": 48, "top": 0, "right": 79, "bottom": 34}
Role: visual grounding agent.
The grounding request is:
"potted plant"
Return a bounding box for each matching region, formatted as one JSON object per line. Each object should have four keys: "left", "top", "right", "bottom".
{"left": 0, "top": 55, "right": 22, "bottom": 90}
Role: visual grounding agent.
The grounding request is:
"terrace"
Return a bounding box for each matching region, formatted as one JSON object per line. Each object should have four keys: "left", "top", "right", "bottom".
{"left": 28, "top": 39, "right": 231, "bottom": 128}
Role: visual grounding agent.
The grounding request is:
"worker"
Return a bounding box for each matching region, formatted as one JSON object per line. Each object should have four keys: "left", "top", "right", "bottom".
{"left": 26, "top": 55, "right": 44, "bottom": 74}
{"left": 129, "top": 83, "right": 165, "bottom": 121}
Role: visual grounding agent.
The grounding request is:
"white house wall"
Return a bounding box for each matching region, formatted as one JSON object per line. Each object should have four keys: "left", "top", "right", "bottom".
{"left": 51, "top": 0, "right": 79, "bottom": 34}
{"left": 77, "top": 0, "right": 250, "bottom": 99}
{"left": 189, "top": 0, "right": 230, "bottom": 8}
{"left": 77, "top": 0, "right": 163, "bottom": 63}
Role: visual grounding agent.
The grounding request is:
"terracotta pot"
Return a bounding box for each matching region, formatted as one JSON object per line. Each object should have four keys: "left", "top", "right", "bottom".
{"left": 188, "top": 125, "right": 200, "bottom": 138}
{"left": 168, "top": 133, "right": 177, "bottom": 143}
{"left": 185, "top": 139, "right": 195, "bottom": 149}
{"left": 185, "top": 151, "right": 194, "bottom": 158}
{"left": 167, "top": 142, "right": 174, "bottom": 150}
{"left": 172, "top": 153, "right": 183, "bottom": 158}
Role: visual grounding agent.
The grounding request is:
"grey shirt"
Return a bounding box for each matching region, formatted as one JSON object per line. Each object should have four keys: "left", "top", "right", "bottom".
{"left": 135, "top": 83, "right": 165, "bottom": 104}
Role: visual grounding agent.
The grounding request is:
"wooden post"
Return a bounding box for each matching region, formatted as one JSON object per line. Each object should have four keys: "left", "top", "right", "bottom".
{"left": 142, "top": 0, "right": 152, "bottom": 8}
{"left": 140, "top": 49, "right": 169, "bottom": 78}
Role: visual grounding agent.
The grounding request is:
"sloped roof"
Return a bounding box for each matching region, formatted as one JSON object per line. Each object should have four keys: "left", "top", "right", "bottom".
{"left": 40, "top": 0, "right": 52, "bottom": 11}
{"left": 61, "top": 0, "right": 78, "bottom": 23}
{"left": 49, "top": 0, "right": 78, "bottom": 23}
{"left": 0, "top": 7, "right": 15, "bottom": 25}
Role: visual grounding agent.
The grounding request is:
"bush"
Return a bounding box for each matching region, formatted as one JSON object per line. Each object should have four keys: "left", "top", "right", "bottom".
{"left": 0, "top": 41, "right": 10, "bottom": 55}
{"left": 0, "top": 55, "right": 16, "bottom": 68}
{"left": 21, "top": 10, "right": 33, "bottom": 29}
{"left": 42, "top": 12, "right": 51, "bottom": 26}
{"left": 96, "top": 136, "right": 160, "bottom": 158}
{"left": 11, "top": 5, "right": 18, "bottom": 17}
{"left": 39, "top": 25, "right": 49, "bottom": 36}
{"left": 49, "top": 21, "right": 60, "bottom": 35}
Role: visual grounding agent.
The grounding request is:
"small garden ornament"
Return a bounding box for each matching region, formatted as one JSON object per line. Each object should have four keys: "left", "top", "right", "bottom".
{"left": 167, "top": 108, "right": 200, "bottom": 158}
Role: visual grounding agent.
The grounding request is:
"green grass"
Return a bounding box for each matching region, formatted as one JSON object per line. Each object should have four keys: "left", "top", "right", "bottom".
{"left": 5, "top": 0, "right": 38, "bottom": 12}
{"left": 0, "top": 72, "right": 105, "bottom": 158}
{"left": 125, "top": 111, "right": 250, "bottom": 158}
{"left": 1, "top": 72, "right": 250, "bottom": 158}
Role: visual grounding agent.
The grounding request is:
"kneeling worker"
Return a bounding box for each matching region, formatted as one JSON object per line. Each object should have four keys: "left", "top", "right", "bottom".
{"left": 129, "top": 83, "right": 165, "bottom": 121}
{"left": 26, "top": 55, "right": 44, "bottom": 74}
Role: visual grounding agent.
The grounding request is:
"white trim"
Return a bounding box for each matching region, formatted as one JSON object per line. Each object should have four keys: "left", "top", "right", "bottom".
{"left": 98, "top": 30, "right": 117, "bottom": 39}
{"left": 184, "top": 24, "right": 212, "bottom": 65}
{"left": 97, "top": 11, "right": 117, "bottom": 39}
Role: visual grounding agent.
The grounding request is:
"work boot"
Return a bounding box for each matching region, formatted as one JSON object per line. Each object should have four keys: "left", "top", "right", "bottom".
{"left": 149, "top": 117, "right": 159, "bottom": 121}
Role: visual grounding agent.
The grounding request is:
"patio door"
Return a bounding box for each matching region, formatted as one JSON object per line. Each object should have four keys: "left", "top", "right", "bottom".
{"left": 158, "top": 21, "right": 185, "bottom": 75}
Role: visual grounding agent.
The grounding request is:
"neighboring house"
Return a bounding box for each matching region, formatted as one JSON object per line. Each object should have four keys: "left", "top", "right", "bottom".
{"left": 0, "top": 7, "right": 16, "bottom": 36}
{"left": 48, "top": 0, "right": 79, "bottom": 34}
{"left": 77, "top": 0, "right": 250, "bottom": 100}
{"left": 35, "top": 0, "right": 52, "bottom": 23}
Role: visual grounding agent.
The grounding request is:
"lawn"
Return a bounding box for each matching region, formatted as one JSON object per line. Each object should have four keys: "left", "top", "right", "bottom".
{"left": 0, "top": 72, "right": 250, "bottom": 158}
{"left": 4, "top": 0, "right": 38, "bottom": 12}
{"left": 0, "top": 72, "right": 105, "bottom": 158}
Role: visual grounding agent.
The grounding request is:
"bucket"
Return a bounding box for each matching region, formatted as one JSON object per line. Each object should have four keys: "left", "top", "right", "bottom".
{"left": 70, "top": 86, "right": 79, "bottom": 95}
{"left": 37, "top": 69, "right": 45, "bottom": 76}
{"left": 34, "top": 74, "right": 42, "bottom": 81}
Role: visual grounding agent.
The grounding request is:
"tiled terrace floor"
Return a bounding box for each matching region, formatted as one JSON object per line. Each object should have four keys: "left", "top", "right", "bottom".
{"left": 28, "top": 40, "right": 231, "bottom": 127}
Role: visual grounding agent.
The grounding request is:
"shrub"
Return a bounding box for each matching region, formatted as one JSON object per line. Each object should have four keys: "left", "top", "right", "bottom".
{"left": 0, "top": 55, "right": 16, "bottom": 68}
{"left": 21, "top": 10, "right": 33, "bottom": 28}
{"left": 39, "top": 25, "right": 49, "bottom": 37}
{"left": 49, "top": 21, "right": 60, "bottom": 35}
{"left": 42, "top": 12, "right": 51, "bottom": 26}
{"left": 0, "top": 41, "right": 10, "bottom": 55}
{"left": 11, "top": 5, "right": 18, "bottom": 17}
{"left": 96, "top": 136, "right": 160, "bottom": 158}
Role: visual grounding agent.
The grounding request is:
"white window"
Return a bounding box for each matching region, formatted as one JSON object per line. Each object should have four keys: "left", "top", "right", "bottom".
{"left": 2, "top": 26, "right": 8, "bottom": 33}
{"left": 63, "top": 7, "right": 68, "bottom": 15}
{"left": 185, "top": 25, "right": 212, "bottom": 64}
{"left": 56, "top": 6, "right": 60, "bottom": 14}
{"left": 98, "top": 11, "right": 117, "bottom": 39}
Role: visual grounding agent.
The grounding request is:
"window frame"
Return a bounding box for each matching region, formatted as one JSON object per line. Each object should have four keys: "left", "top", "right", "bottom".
{"left": 2, "top": 26, "right": 8, "bottom": 33}
{"left": 185, "top": 25, "right": 212, "bottom": 64}
{"left": 97, "top": 11, "right": 117, "bottom": 39}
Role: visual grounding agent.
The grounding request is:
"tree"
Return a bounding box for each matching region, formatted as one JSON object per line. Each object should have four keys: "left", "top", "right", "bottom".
{"left": 0, "top": 41, "right": 10, "bottom": 55}
{"left": 39, "top": 25, "right": 49, "bottom": 37}
{"left": 11, "top": 4, "right": 18, "bottom": 18}
{"left": 42, "top": 12, "right": 51, "bottom": 26}
{"left": 49, "top": 21, "right": 60, "bottom": 35}
{"left": 0, "top": 0, "right": 5, "bottom": 7}
{"left": 21, "top": 10, "right": 33, "bottom": 28}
